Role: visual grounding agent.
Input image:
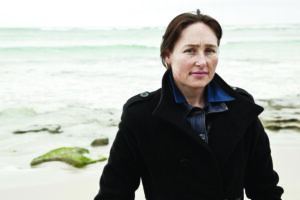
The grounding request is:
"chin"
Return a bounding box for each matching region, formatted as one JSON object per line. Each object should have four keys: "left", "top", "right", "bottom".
{"left": 189, "top": 84, "right": 207, "bottom": 89}
{"left": 189, "top": 81, "right": 209, "bottom": 88}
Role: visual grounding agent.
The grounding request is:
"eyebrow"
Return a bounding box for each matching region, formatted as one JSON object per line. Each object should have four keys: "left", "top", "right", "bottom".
{"left": 183, "top": 44, "right": 218, "bottom": 48}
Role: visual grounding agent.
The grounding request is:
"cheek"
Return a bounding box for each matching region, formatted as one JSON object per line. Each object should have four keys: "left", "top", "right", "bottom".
{"left": 210, "top": 57, "right": 218, "bottom": 70}
{"left": 172, "top": 63, "right": 188, "bottom": 81}
{"left": 214, "top": 57, "right": 219, "bottom": 66}
{"left": 176, "top": 59, "right": 194, "bottom": 71}
{"left": 173, "top": 59, "right": 192, "bottom": 76}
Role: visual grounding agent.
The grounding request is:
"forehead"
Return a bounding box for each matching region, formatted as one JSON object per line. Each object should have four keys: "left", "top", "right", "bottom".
{"left": 176, "top": 22, "right": 218, "bottom": 47}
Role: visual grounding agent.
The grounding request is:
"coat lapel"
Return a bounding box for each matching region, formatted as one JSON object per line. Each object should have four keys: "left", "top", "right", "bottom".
{"left": 152, "top": 70, "right": 211, "bottom": 150}
{"left": 208, "top": 101, "right": 262, "bottom": 166}
{"left": 208, "top": 73, "right": 264, "bottom": 166}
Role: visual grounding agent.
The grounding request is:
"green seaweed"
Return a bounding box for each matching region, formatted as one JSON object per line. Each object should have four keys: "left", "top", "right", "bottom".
{"left": 30, "top": 147, "right": 107, "bottom": 168}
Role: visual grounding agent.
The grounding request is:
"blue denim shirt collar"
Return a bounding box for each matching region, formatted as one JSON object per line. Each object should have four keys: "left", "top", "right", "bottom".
{"left": 169, "top": 72, "right": 235, "bottom": 110}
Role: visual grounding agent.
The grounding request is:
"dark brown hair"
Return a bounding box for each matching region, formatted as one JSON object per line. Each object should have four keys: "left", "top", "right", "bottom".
{"left": 160, "top": 9, "right": 223, "bottom": 69}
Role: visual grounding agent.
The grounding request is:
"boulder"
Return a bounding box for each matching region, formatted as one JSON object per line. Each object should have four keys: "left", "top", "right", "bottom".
{"left": 30, "top": 147, "right": 107, "bottom": 168}
{"left": 13, "top": 124, "right": 62, "bottom": 134}
{"left": 91, "top": 138, "right": 109, "bottom": 147}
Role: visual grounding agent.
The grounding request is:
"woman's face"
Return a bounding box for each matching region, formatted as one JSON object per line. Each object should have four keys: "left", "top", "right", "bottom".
{"left": 165, "top": 22, "right": 219, "bottom": 91}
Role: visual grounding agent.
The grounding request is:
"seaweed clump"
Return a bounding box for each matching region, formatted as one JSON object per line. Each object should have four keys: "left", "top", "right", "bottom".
{"left": 31, "top": 147, "right": 107, "bottom": 168}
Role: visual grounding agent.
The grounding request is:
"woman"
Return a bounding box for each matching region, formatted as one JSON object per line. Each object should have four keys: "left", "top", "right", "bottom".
{"left": 94, "top": 10, "right": 283, "bottom": 200}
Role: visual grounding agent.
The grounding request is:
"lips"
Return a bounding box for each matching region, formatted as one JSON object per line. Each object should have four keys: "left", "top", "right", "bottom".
{"left": 190, "top": 71, "right": 208, "bottom": 75}
{"left": 190, "top": 71, "right": 208, "bottom": 77}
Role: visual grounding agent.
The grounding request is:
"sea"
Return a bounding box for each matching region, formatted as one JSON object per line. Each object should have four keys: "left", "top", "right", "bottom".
{"left": 0, "top": 25, "right": 300, "bottom": 176}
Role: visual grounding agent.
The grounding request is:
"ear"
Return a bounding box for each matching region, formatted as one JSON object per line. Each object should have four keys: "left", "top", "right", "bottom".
{"left": 164, "top": 49, "right": 171, "bottom": 66}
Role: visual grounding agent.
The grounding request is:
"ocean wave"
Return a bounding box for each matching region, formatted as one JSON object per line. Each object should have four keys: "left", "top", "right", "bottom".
{"left": 222, "top": 39, "right": 300, "bottom": 46}
{"left": 224, "top": 24, "right": 300, "bottom": 31}
{"left": 2, "top": 39, "right": 299, "bottom": 50}
{"left": 0, "top": 43, "right": 158, "bottom": 50}
{"left": 1, "top": 24, "right": 299, "bottom": 32}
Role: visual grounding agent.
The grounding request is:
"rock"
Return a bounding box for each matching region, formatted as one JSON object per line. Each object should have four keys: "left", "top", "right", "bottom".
{"left": 258, "top": 98, "right": 300, "bottom": 132}
{"left": 13, "top": 124, "right": 62, "bottom": 134}
{"left": 261, "top": 118, "right": 300, "bottom": 131}
{"left": 91, "top": 138, "right": 109, "bottom": 147}
{"left": 30, "top": 147, "right": 107, "bottom": 168}
{"left": 109, "top": 121, "right": 119, "bottom": 127}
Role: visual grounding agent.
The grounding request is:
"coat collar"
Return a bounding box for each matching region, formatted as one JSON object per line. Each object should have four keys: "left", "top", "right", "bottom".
{"left": 152, "top": 70, "right": 264, "bottom": 165}
{"left": 153, "top": 70, "right": 210, "bottom": 149}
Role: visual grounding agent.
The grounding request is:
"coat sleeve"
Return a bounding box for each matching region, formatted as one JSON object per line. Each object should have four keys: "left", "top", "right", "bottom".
{"left": 244, "top": 119, "right": 284, "bottom": 200}
{"left": 94, "top": 109, "right": 142, "bottom": 200}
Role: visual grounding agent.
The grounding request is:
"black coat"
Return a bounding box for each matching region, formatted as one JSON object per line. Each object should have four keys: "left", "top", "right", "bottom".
{"left": 95, "top": 70, "right": 283, "bottom": 200}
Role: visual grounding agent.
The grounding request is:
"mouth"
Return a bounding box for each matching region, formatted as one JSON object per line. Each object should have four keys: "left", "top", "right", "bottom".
{"left": 190, "top": 71, "right": 208, "bottom": 77}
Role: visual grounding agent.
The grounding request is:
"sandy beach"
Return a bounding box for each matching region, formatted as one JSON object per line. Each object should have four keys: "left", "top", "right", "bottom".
{"left": 0, "top": 131, "right": 299, "bottom": 200}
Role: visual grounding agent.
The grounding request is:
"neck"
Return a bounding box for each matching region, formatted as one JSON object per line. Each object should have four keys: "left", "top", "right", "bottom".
{"left": 176, "top": 83, "right": 206, "bottom": 108}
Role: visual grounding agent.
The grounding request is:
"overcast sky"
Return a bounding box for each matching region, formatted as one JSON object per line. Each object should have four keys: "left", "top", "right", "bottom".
{"left": 0, "top": 0, "right": 299, "bottom": 28}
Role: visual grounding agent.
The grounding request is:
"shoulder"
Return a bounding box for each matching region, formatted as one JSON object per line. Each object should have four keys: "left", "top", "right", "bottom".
{"left": 123, "top": 89, "right": 161, "bottom": 110}
{"left": 212, "top": 73, "right": 255, "bottom": 103}
{"left": 231, "top": 86, "right": 255, "bottom": 103}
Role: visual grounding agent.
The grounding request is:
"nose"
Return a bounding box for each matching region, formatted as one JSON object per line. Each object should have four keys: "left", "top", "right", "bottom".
{"left": 195, "top": 54, "right": 207, "bottom": 67}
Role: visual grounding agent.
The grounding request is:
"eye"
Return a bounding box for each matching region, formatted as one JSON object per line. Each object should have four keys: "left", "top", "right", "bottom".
{"left": 205, "top": 48, "right": 216, "bottom": 54}
{"left": 184, "top": 48, "right": 195, "bottom": 54}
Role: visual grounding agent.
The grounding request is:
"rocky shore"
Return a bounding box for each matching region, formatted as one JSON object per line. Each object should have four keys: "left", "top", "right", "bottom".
{"left": 258, "top": 96, "right": 300, "bottom": 132}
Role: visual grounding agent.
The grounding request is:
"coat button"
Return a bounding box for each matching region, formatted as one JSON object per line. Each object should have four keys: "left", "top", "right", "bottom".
{"left": 140, "top": 91, "right": 149, "bottom": 97}
{"left": 199, "top": 133, "right": 206, "bottom": 140}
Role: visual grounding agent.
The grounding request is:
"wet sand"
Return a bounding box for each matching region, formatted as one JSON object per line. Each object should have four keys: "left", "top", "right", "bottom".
{"left": 0, "top": 132, "right": 299, "bottom": 200}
